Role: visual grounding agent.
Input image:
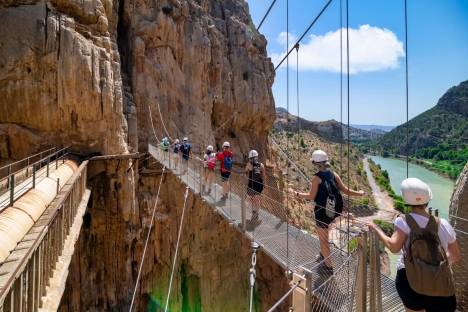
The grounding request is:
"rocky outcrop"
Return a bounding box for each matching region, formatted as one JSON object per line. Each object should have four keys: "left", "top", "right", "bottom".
{"left": 1, "top": 0, "right": 280, "bottom": 310}
{"left": 0, "top": 0, "right": 129, "bottom": 157}
{"left": 449, "top": 162, "right": 468, "bottom": 309}
{"left": 437, "top": 80, "right": 468, "bottom": 114}
{"left": 129, "top": 0, "right": 276, "bottom": 160}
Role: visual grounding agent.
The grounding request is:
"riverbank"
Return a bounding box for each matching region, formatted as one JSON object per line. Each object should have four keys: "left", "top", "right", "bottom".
{"left": 361, "top": 158, "right": 398, "bottom": 223}
{"left": 366, "top": 153, "right": 458, "bottom": 182}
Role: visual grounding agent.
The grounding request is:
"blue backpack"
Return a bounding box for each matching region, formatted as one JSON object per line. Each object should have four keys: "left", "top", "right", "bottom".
{"left": 223, "top": 152, "right": 233, "bottom": 170}
{"left": 163, "top": 139, "right": 169, "bottom": 147}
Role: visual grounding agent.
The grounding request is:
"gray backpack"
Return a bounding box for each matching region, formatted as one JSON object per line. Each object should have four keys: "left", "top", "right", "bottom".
{"left": 401, "top": 214, "right": 455, "bottom": 297}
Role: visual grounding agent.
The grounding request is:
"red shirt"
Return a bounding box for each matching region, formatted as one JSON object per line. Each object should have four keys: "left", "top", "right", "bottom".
{"left": 216, "top": 151, "right": 234, "bottom": 172}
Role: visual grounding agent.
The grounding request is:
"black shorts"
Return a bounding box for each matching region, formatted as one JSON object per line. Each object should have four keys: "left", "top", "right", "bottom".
{"left": 314, "top": 206, "right": 335, "bottom": 229}
{"left": 221, "top": 171, "right": 231, "bottom": 182}
{"left": 181, "top": 156, "right": 189, "bottom": 164}
{"left": 246, "top": 182, "right": 263, "bottom": 196}
{"left": 395, "top": 268, "right": 456, "bottom": 312}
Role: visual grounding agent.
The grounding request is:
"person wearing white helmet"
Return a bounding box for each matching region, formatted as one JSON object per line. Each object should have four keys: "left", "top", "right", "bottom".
{"left": 172, "top": 139, "right": 181, "bottom": 170}
{"left": 180, "top": 137, "right": 192, "bottom": 174}
{"left": 245, "top": 150, "right": 266, "bottom": 222}
{"left": 161, "top": 137, "right": 169, "bottom": 160}
{"left": 365, "top": 178, "right": 460, "bottom": 312}
{"left": 216, "top": 141, "right": 234, "bottom": 202}
{"left": 196, "top": 145, "right": 216, "bottom": 195}
{"left": 288, "top": 149, "right": 365, "bottom": 276}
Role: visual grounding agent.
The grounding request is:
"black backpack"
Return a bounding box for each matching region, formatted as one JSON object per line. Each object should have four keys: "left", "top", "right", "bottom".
{"left": 252, "top": 162, "right": 262, "bottom": 182}
{"left": 181, "top": 142, "right": 191, "bottom": 156}
{"left": 173, "top": 144, "right": 180, "bottom": 153}
{"left": 316, "top": 171, "right": 343, "bottom": 218}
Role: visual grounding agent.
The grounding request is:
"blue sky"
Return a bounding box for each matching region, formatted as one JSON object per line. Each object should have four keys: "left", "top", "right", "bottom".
{"left": 247, "top": 0, "right": 468, "bottom": 126}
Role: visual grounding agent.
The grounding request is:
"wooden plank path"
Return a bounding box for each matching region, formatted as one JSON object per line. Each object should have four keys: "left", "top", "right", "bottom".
{"left": 148, "top": 145, "right": 404, "bottom": 311}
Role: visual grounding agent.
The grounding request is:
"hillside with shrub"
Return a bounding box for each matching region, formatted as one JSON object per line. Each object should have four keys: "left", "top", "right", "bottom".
{"left": 363, "top": 80, "right": 468, "bottom": 179}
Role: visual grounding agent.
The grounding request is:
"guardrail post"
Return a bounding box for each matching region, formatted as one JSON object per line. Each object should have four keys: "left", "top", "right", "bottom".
{"left": 27, "top": 255, "right": 35, "bottom": 312}
{"left": 56, "top": 178, "right": 60, "bottom": 195}
{"left": 10, "top": 174, "right": 15, "bottom": 206}
{"left": 369, "top": 230, "right": 382, "bottom": 312}
{"left": 355, "top": 231, "right": 368, "bottom": 312}
{"left": 291, "top": 268, "right": 312, "bottom": 312}
{"left": 26, "top": 157, "right": 29, "bottom": 176}
{"left": 241, "top": 173, "right": 246, "bottom": 232}
{"left": 56, "top": 150, "right": 58, "bottom": 169}
{"left": 33, "top": 164, "right": 36, "bottom": 189}
{"left": 435, "top": 208, "right": 439, "bottom": 217}
{"left": 46, "top": 157, "right": 50, "bottom": 177}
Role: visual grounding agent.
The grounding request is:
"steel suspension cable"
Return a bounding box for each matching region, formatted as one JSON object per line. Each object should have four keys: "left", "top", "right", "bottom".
{"left": 129, "top": 166, "right": 166, "bottom": 312}
{"left": 257, "top": 0, "right": 277, "bottom": 31}
{"left": 346, "top": 0, "right": 351, "bottom": 292}
{"left": 405, "top": 0, "right": 409, "bottom": 178}
{"left": 157, "top": 100, "right": 173, "bottom": 141}
{"left": 340, "top": 0, "right": 343, "bottom": 176}
{"left": 165, "top": 186, "right": 190, "bottom": 311}
{"left": 275, "top": 0, "right": 333, "bottom": 71}
{"left": 295, "top": 44, "right": 300, "bottom": 168}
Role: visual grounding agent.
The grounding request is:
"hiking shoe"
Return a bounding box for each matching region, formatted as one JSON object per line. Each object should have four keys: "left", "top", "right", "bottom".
{"left": 220, "top": 195, "right": 227, "bottom": 202}
{"left": 205, "top": 189, "right": 211, "bottom": 195}
{"left": 316, "top": 253, "right": 324, "bottom": 263}
{"left": 316, "top": 265, "right": 334, "bottom": 276}
{"left": 251, "top": 211, "right": 259, "bottom": 221}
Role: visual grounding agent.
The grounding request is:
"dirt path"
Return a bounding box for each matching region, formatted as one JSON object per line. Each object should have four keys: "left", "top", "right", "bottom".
{"left": 362, "top": 158, "right": 398, "bottom": 222}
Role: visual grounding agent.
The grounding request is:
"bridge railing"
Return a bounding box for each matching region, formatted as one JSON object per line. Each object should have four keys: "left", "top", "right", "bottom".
{"left": 0, "top": 147, "right": 71, "bottom": 209}
{"left": 0, "top": 160, "right": 88, "bottom": 311}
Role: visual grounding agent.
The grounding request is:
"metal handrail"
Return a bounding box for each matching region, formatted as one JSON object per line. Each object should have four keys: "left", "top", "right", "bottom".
{"left": 0, "top": 146, "right": 58, "bottom": 172}
{"left": 0, "top": 146, "right": 71, "bottom": 181}
{"left": 0, "top": 160, "right": 88, "bottom": 306}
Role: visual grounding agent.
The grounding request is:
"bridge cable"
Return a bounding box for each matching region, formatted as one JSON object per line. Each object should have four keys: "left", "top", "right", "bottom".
{"left": 165, "top": 186, "right": 190, "bottom": 311}
{"left": 295, "top": 44, "right": 300, "bottom": 169}
{"left": 157, "top": 99, "right": 173, "bottom": 142}
{"left": 346, "top": 0, "right": 351, "bottom": 294}
{"left": 405, "top": 0, "right": 409, "bottom": 178}
{"left": 339, "top": 0, "right": 344, "bottom": 268}
{"left": 275, "top": 0, "right": 333, "bottom": 71}
{"left": 129, "top": 165, "right": 166, "bottom": 312}
{"left": 148, "top": 105, "right": 162, "bottom": 144}
{"left": 257, "top": 0, "right": 277, "bottom": 31}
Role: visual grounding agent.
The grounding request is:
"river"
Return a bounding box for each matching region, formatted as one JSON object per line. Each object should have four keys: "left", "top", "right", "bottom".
{"left": 366, "top": 155, "right": 455, "bottom": 219}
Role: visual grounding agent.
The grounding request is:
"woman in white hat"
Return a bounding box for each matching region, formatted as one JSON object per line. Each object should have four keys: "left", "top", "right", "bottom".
{"left": 288, "top": 149, "right": 365, "bottom": 276}
{"left": 196, "top": 145, "right": 216, "bottom": 195}
{"left": 365, "top": 178, "right": 460, "bottom": 312}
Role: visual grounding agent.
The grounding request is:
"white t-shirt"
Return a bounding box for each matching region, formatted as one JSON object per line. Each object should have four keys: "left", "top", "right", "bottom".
{"left": 204, "top": 153, "right": 216, "bottom": 168}
{"left": 394, "top": 213, "right": 457, "bottom": 270}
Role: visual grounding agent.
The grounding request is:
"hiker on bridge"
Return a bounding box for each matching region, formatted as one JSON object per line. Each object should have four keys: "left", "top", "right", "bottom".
{"left": 180, "top": 137, "right": 192, "bottom": 174}
{"left": 195, "top": 145, "right": 216, "bottom": 195}
{"left": 161, "top": 137, "right": 169, "bottom": 160}
{"left": 216, "top": 142, "right": 234, "bottom": 202}
{"left": 245, "top": 150, "right": 266, "bottom": 222}
{"left": 288, "top": 150, "right": 364, "bottom": 276}
{"left": 365, "top": 178, "right": 460, "bottom": 312}
{"left": 172, "top": 139, "right": 181, "bottom": 170}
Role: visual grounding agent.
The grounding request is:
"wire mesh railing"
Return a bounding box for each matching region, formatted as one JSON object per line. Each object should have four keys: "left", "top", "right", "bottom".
{"left": 148, "top": 143, "right": 406, "bottom": 311}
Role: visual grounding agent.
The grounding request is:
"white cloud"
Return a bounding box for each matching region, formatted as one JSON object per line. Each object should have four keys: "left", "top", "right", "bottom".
{"left": 271, "top": 25, "right": 405, "bottom": 74}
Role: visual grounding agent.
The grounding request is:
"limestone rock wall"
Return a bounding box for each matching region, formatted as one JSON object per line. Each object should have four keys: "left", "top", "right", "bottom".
{"left": 0, "top": 0, "right": 129, "bottom": 157}
{"left": 129, "top": 0, "right": 276, "bottom": 159}
{"left": 450, "top": 162, "right": 468, "bottom": 308}
{"left": 1, "top": 0, "right": 281, "bottom": 310}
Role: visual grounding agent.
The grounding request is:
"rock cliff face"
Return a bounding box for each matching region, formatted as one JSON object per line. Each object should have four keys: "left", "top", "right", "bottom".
{"left": 1, "top": 0, "right": 280, "bottom": 310}
{"left": 450, "top": 163, "right": 468, "bottom": 309}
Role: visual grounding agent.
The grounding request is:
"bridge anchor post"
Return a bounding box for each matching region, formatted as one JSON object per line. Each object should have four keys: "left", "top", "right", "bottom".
{"left": 291, "top": 267, "right": 312, "bottom": 312}
{"left": 355, "top": 231, "right": 368, "bottom": 312}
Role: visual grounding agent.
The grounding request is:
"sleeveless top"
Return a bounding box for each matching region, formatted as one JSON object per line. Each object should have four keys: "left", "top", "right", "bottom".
{"left": 314, "top": 170, "right": 332, "bottom": 211}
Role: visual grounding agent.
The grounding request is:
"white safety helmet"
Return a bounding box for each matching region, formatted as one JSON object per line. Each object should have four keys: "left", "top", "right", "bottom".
{"left": 183, "top": 137, "right": 188, "bottom": 141}
{"left": 223, "top": 141, "right": 230, "bottom": 147}
{"left": 163, "top": 137, "right": 167, "bottom": 140}
{"left": 249, "top": 150, "right": 258, "bottom": 158}
{"left": 175, "top": 139, "right": 179, "bottom": 143}
{"left": 207, "top": 145, "right": 213, "bottom": 151}
{"left": 311, "top": 150, "right": 328, "bottom": 162}
{"left": 401, "top": 178, "right": 433, "bottom": 206}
